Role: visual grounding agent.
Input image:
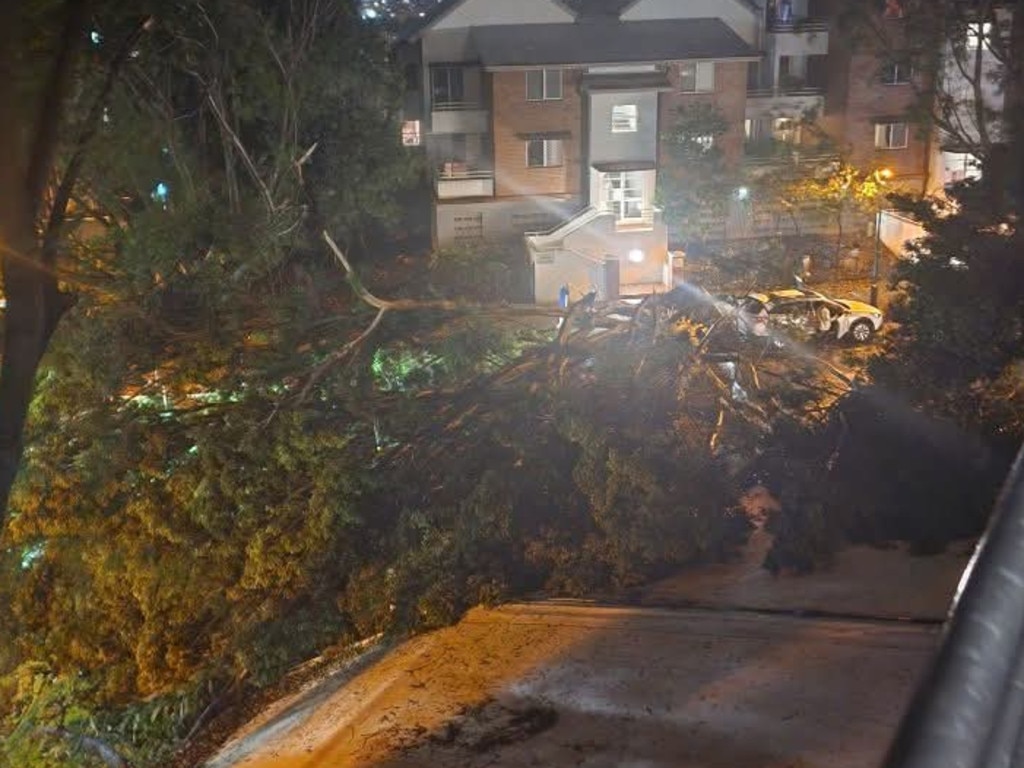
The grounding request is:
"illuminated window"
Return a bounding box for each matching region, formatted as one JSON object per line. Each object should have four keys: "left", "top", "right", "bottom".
{"left": 774, "top": 117, "right": 798, "bottom": 143}
{"left": 875, "top": 122, "right": 908, "bottom": 149}
{"left": 679, "top": 61, "right": 715, "bottom": 93}
{"left": 401, "top": 120, "right": 422, "bottom": 146}
{"left": 611, "top": 105, "right": 638, "bottom": 133}
{"left": 526, "top": 138, "right": 563, "bottom": 167}
{"left": 526, "top": 69, "right": 562, "bottom": 101}
{"left": 966, "top": 22, "right": 993, "bottom": 50}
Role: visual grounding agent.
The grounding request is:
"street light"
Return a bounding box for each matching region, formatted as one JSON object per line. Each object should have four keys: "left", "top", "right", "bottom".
{"left": 870, "top": 167, "right": 893, "bottom": 307}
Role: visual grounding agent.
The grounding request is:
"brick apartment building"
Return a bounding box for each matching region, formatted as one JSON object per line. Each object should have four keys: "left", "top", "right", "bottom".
{"left": 397, "top": 0, "right": 1001, "bottom": 303}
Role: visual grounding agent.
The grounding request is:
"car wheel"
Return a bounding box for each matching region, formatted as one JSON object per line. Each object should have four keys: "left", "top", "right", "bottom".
{"left": 849, "top": 319, "right": 873, "bottom": 343}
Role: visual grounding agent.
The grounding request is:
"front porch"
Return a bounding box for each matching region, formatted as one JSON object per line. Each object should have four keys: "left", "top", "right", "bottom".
{"left": 525, "top": 205, "right": 671, "bottom": 305}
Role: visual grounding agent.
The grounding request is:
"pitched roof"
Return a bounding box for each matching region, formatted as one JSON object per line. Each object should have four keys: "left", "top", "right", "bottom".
{"left": 471, "top": 18, "right": 758, "bottom": 68}
{"left": 562, "top": 0, "right": 635, "bottom": 17}
{"left": 617, "top": 0, "right": 762, "bottom": 17}
{"left": 398, "top": 0, "right": 577, "bottom": 41}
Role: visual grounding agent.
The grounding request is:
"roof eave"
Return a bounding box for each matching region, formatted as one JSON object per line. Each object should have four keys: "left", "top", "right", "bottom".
{"left": 403, "top": 0, "right": 579, "bottom": 43}
{"left": 484, "top": 55, "right": 761, "bottom": 70}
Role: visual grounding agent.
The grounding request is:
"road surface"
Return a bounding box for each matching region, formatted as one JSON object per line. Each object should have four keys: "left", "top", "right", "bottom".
{"left": 209, "top": 601, "right": 942, "bottom": 768}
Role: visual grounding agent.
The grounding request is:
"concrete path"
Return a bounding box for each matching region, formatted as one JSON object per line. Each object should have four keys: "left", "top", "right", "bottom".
{"left": 641, "top": 530, "right": 973, "bottom": 621}
{"left": 210, "top": 602, "right": 942, "bottom": 768}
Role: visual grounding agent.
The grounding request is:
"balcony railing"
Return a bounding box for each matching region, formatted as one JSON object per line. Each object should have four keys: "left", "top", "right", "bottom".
{"left": 432, "top": 100, "right": 485, "bottom": 112}
{"left": 435, "top": 164, "right": 495, "bottom": 199}
{"left": 430, "top": 101, "right": 490, "bottom": 134}
{"left": 601, "top": 204, "right": 662, "bottom": 232}
{"left": 884, "top": 443, "right": 1024, "bottom": 767}
{"left": 437, "top": 161, "right": 493, "bottom": 179}
{"left": 743, "top": 140, "right": 838, "bottom": 166}
{"left": 767, "top": 17, "right": 829, "bottom": 33}
{"left": 747, "top": 85, "right": 824, "bottom": 98}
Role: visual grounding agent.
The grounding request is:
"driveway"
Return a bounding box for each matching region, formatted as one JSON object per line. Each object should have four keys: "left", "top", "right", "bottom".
{"left": 209, "top": 600, "right": 945, "bottom": 768}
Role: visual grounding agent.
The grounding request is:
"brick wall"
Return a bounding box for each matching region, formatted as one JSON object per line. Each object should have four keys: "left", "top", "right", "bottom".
{"left": 823, "top": 9, "right": 930, "bottom": 192}
{"left": 841, "top": 50, "right": 929, "bottom": 189}
{"left": 491, "top": 69, "right": 583, "bottom": 199}
{"left": 659, "top": 60, "right": 749, "bottom": 168}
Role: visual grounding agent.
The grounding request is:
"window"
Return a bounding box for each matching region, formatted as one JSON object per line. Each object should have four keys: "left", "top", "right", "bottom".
{"left": 966, "top": 21, "right": 993, "bottom": 51}
{"left": 944, "top": 151, "right": 982, "bottom": 184}
{"left": 431, "top": 66, "right": 464, "bottom": 105}
{"left": 526, "top": 138, "right": 563, "bottom": 167}
{"left": 401, "top": 120, "right": 422, "bottom": 146}
{"left": 875, "top": 122, "right": 908, "bottom": 149}
{"left": 611, "top": 104, "right": 638, "bottom": 133}
{"left": 526, "top": 69, "right": 562, "bottom": 101}
{"left": 604, "top": 171, "right": 645, "bottom": 220}
{"left": 774, "top": 117, "right": 798, "bottom": 143}
{"left": 880, "top": 61, "right": 913, "bottom": 85}
{"left": 679, "top": 61, "right": 715, "bottom": 93}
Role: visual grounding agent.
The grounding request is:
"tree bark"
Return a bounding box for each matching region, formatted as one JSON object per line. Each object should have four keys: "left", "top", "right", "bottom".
{"left": 0, "top": 0, "right": 90, "bottom": 528}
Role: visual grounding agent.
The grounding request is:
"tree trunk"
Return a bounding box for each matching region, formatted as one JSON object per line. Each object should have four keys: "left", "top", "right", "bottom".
{"left": 0, "top": 0, "right": 89, "bottom": 527}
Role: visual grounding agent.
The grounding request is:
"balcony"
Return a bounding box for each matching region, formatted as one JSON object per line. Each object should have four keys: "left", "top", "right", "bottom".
{"left": 435, "top": 163, "right": 494, "bottom": 200}
{"left": 766, "top": 18, "right": 829, "bottom": 56}
{"left": 767, "top": 16, "right": 829, "bottom": 33}
{"left": 610, "top": 206, "right": 662, "bottom": 233}
{"left": 430, "top": 102, "right": 490, "bottom": 134}
{"left": 745, "top": 85, "right": 824, "bottom": 120}
{"left": 742, "top": 138, "right": 838, "bottom": 167}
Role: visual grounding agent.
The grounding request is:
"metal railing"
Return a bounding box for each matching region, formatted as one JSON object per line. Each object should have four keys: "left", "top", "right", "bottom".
{"left": 746, "top": 86, "right": 824, "bottom": 99}
{"left": 435, "top": 164, "right": 494, "bottom": 180}
{"left": 525, "top": 205, "right": 603, "bottom": 242}
{"left": 431, "top": 100, "right": 485, "bottom": 112}
{"left": 885, "top": 444, "right": 1024, "bottom": 768}
{"left": 767, "top": 18, "right": 829, "bottom": 33}
{"left": 602, "top": 204, "right": 661, "bottom": 230}
{"left": 742, "top": 140, "right": 837, "bottom": 166}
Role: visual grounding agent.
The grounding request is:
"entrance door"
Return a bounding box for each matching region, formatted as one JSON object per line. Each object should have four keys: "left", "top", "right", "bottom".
{"left": 604, "top": 171, "right": 645, "bottom": 222}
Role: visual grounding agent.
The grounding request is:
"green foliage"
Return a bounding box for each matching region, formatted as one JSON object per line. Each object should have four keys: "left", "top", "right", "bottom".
{"left": 427, "top": 241, "right": 527, "bottom": 302}
{"left": 876, "top": 187, "right": 1024, "bottom": 442}
{"left": 0, "top": 665, "right": 108, "bottom": 768}
{"left": 9, "top": 396, "right": 370, "bottom": 692}
{"left": 658, "top": 104, "right": 738, "bottom": 244}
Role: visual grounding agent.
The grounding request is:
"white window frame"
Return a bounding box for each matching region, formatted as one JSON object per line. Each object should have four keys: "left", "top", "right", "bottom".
{"left": 679, "top": 61, "right": 715, "bottom": 93}
{"left": 526, "top": 69, "right": 563, "bottom": 101}
{"left": 525, "top": 138, "right": 564, "bottom": 168}
{"left": 880, "top": 61, "right": 913, "bottom": 85}
{"left": 604, "top": 171, "right": 645, "bottom": 222}
{"left": 875, "top": 122, "right": 909, "bottom": 149}
{"left": 611, "top": 104, "right": 638, "bottom": 133}
{"left": 431, "top": 66, "right": 464, "bottom": 105}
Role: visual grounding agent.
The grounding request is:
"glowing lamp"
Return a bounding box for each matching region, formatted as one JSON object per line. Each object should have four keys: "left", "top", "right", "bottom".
{"left": 628, "top": 249, "right": 645, "bottom": 263}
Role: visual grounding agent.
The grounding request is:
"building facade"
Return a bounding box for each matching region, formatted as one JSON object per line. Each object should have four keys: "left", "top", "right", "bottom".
{"left": 399, "top": 0, "right": 759, "bottom": 302}
{"left": 398, "top": 0, "right": 1004, "bottom": 303}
